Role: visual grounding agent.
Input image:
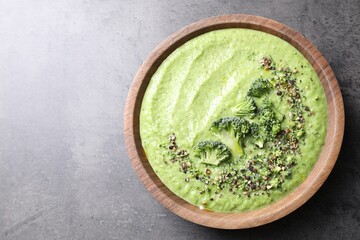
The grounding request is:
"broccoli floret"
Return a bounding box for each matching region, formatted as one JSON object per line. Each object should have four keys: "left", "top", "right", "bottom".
{"left": 231, "top": 97, "right": 257, "bottom": 118}
{"left": 210, "top": 117, "right": 250, "bottom": 156}
{"left": 247, "top": 77, "right": 270, "bottom": 97}
{"left": 271, "top": 124, "right": 281, "bottom": 137}
{"left": 259, "top": 107, "right": 281, "bottom": 137}
{"left": 194, "top": 140, "right": 231, "bottom": 166}
{"left": 262, "top": 97, "right": 285, "bottom": 121}
{"left": 249, "top": 122, "right": 266, "bottom": 148}
{"left": 249, "top": 106, "right": 282, "bottom": 148}
{"left": 259, "top": 107, "right": 276, "bottom": 123}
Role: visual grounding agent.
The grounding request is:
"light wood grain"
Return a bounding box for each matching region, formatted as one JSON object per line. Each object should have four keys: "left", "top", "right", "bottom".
{"left": 124, "top": 14, "right": 345, "bottom": 229}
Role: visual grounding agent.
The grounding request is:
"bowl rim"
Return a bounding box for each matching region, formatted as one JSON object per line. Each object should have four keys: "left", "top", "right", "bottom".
{"left": 124, "top": 14, "right": 345, "bottom": 229}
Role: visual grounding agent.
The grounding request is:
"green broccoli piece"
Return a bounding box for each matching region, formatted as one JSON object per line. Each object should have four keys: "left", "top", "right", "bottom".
{"left": 249, "top": 106, "right": 282, "bottom": 148}
{"left": 271, "top": 124, "right": 281, "bottom": 137}
{"left": 247, "top": 77, "right": 270, "bottom": 97}
{"left": 262, "top": 97, "right": 285, "bottom": 121}
{"left": 194, "top": 140, "right": 231, "bottom": 166}
{"left": 259, "top": 107, "right": 276, "bottom": 122}
{"left": 259, "top": 107, "right": 281, "bottom": 137}
{"left": 210, "top": 117, "right": 250, "bottom": 156}
{"left": 231, "top": 97, "right": 257, "bottom": 118}
{"left": 249, "top": 122, "right": 266, "bottom": 148}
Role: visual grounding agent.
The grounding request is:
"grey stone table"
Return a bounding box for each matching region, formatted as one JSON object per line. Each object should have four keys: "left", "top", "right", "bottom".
{"left": 0, "top": 0, "right": 359, "bottom": 239}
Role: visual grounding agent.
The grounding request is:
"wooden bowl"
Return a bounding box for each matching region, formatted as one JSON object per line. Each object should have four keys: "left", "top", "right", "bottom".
{"left": 124, "top": 14, "right": 344, "bottom": 229}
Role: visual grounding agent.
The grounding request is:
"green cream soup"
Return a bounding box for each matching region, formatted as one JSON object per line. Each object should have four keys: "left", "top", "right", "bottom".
{"left": 140, "top": 29, "right": 327, "bottom": 212}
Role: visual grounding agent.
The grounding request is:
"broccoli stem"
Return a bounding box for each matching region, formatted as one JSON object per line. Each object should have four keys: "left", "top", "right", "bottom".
{"left": 214, "top": 132, "right": 244, "bottom": 157}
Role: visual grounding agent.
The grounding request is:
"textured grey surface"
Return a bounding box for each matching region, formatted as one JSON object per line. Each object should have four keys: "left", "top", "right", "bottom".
{"left": 0, "top": 0, "right": 359, "bottom": 239}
